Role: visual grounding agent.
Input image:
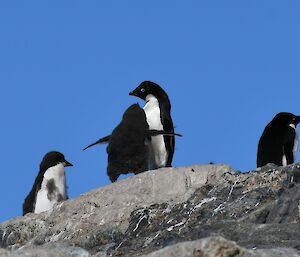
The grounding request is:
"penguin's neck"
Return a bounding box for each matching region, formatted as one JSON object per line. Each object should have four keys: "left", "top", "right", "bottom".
{"left": 34, "top": 163, "right": 67, "bottom": 213}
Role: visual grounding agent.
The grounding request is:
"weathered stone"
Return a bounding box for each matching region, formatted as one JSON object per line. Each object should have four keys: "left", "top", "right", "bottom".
{"left": 0, "top": 165, "right": 229, "bottom": 251}
{"left": 1, "top": 163, "right": 300, "bottom": 256}
{"left": 140, "top": 237, "right": 300, "bottom": 257}
{"left": 0, "top": 243, "right": 90, "bottom": 257}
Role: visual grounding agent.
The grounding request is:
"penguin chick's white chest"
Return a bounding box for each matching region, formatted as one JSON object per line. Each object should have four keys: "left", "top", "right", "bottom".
{"left": 34, "top": 163, "right": 67, "bottom": 214}
{"left": 143, "top": 94, "right": 168, "bottom": 168}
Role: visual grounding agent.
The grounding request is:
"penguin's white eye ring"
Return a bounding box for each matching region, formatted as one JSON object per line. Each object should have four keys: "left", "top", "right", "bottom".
{"left": 141, "top": 88, "right": 145, "bottom": 93}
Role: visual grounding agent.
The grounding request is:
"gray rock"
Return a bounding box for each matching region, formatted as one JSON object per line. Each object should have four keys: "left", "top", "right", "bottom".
{"left": 1, "top": 163, "right": 300, "bottom": 256}
{"left": 0, "top": 243, "right": 90, "bottom": 257}
{"left": 140, "top": 237, "right": 300, "bottom": 257}
{"left": 0, "top": 165, "right": 228, "bottom": 251}
{"left": 139, "top": 237, "right": 251, "bottom": 257}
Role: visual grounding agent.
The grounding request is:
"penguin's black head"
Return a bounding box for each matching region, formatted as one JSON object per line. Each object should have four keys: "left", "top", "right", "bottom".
{"left": 273, "top": 112, "right": 300, "bottom": 126}
{"left": 40, "top": 151, "right": 73, "bottom": 172}
{"left": 129, "top": 81, "right": 168, "bottom": 101}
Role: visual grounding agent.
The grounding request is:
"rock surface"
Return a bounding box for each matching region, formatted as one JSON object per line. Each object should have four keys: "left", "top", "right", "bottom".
{"left": 1, "top": 163, "right": 300, "bottom": 256}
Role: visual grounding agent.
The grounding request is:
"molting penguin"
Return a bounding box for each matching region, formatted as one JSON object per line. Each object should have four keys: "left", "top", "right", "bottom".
{"left": 23, "top": 151, "right": 73, "bottom": 215}
{"left": 129, "top": 81, "right": 176, "bottom": 169}
{"left": 83, "top": 103, "right": 181, "bottom": 182}
{"left": 257, "top": 112, "right": 300, "bottom": 167}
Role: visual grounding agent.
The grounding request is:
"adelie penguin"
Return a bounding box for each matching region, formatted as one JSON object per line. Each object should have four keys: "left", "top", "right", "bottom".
{"left": 83, "top": 103, "right": 182, "bottom": 182}
{"left": 129, "top": 81, "right": 176, "bottom": 170}
{"left": 23, "top": 151, "right": 73, "bottom": 215}
{"left": 257, "top": 112, "right": 300, "bottom": 168}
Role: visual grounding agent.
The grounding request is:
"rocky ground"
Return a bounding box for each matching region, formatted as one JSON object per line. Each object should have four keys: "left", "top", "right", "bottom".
{"left": 1, "top": 163, "right": 300, "bottom": 256}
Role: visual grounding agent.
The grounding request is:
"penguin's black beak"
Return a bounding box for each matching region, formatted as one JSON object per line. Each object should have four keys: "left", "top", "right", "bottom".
{"left": 63, "top": 160, "right": 73, "bottom": 167}
{"left": 129, "top": 91, "right": 135, "bottom": 96}
{"left": 83, "top": 135, "right": 111, "bottom": 151}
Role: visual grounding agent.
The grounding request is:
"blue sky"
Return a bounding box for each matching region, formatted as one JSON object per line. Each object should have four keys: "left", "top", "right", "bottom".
{"left": 0, "top": 1, "right": 300, "bottom": 222}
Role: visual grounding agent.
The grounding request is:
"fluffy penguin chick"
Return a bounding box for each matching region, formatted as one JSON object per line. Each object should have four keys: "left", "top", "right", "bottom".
{"left": 83, "top": 103, "right": 181, "bottom": 182}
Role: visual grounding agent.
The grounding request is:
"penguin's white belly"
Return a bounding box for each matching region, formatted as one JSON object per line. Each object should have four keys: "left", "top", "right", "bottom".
{"left": 290, "top": 124, "right": 299, "bottom": 162}
{"left": 34, "top": 189, "right": 54, "bottom": 214}
{"left": 282, "top": 124, "right": 299, "bottom": 166}
{"left": 282, "top": 154, "right": 287, "bottom": 166}
{"left": 34, "top": 164, "right": 67, "bottom": 214}
{"left": 144, "top": 96, "right": 168, "bottom": 168}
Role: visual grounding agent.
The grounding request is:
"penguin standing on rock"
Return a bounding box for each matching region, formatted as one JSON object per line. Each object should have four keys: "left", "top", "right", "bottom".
{"left": 83, "top": 104, "right": 181, "bottom": 182}
{"left": 129, "top": 81, "right": 176, "bottom": 169}
{"left": 257, "top": 112, "right": 300, "bottom": 167}
{"left": 23, "top": 151, "right": 73, "bottom": 215}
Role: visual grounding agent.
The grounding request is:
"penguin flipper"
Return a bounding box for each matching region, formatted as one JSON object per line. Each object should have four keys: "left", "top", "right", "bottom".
{"left": 162, "top": 117, "right": 176, "bottom": 167}
{"left": 23, "top": 188, "right": 37, "bottom": 215}
{"left": 148, "top": 129, "right": 182, "bottom": 137}
{"left": 83, "top": 135, "right": 111, "bottom": 151}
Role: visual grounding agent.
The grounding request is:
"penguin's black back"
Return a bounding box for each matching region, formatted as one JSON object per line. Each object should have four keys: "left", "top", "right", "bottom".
{"left": 257, "top": 123, "right": 286, "bottom": 167}
{"left": 107, "top": 104, "right": 149, "bottom": 182}
{"left": 159, "top": 101, "right": 175, "bottom": 167}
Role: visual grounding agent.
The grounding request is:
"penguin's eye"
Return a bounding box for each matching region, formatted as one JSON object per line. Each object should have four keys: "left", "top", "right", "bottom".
{"left": 141, "top": 88, "right": 145, "bottom": 93}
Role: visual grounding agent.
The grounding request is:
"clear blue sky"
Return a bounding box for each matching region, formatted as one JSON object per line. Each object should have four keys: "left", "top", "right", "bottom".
{"left": 0, "top": 1, "right": 299, "bottom": 222}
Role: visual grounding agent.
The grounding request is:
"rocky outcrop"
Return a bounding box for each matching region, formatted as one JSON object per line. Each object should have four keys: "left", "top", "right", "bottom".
{"left": 1, "top": 163, "right": 300, "bottom": 256}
